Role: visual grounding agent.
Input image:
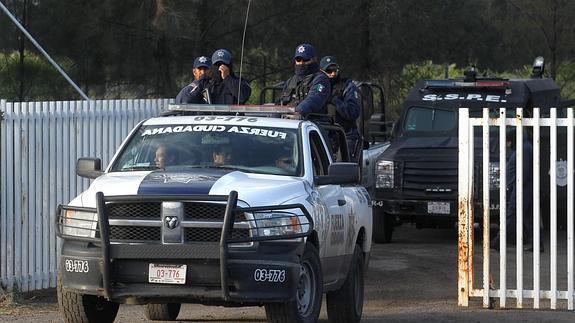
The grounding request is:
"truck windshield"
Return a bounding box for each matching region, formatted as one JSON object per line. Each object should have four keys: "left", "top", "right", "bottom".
{"left": 111, "top": 124, "right": 301, "bottom": 176}
{"left": 404, "top": 106, "right": 455, "bottom": 132}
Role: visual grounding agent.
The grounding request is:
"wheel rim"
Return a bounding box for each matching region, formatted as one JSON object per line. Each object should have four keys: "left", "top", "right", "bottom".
{"left": 296, "top": 261, "right": 315, "bottom": 316}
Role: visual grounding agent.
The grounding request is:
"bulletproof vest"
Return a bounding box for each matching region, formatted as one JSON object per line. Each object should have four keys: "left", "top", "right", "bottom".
{"left": 327, "top": 78, "right": 357, "bottom": 131}
{"left": 281, "top": 73, "right": 318, "bottom": 106}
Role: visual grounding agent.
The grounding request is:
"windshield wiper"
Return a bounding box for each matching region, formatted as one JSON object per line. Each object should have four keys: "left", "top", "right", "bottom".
{"left": 122, "top": 165, "right": 162, "bottom": 171}
{"left": 185, "top": 165, "right": 256, "bottom": 173}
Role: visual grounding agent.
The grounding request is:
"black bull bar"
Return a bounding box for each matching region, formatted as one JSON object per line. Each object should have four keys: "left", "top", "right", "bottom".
{"left": 56, "top": 191, "right": 314, "bottom": 301}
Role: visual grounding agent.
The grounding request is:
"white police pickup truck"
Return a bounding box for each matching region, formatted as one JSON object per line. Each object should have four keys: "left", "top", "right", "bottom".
{"left": 57, "top": 105, "right": 372, "bottom": 323}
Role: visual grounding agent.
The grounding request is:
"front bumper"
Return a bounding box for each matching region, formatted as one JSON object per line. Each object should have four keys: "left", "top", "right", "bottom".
{"left": 57, "top": 191, "right": 313, "bottom": 305}
{"left": 373, "top": 197, "right": 499, "bottom": 220}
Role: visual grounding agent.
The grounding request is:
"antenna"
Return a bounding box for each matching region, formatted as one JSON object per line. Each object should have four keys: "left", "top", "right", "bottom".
{"left": 237, "top": 0, "right": 251, "bottom": 104}
{"left": 0, "top": 0, "right": 90, "bottom": 100}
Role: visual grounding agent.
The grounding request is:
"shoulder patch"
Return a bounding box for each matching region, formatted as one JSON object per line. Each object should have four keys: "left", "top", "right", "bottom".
{"left": 317, "top": 84, "right": 325, "bottom": 93}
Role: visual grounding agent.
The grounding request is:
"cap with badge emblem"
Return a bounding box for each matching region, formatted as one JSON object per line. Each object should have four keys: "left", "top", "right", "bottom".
{"left": 212, "top": 49, "right": 232, "bottom": 65}
{"left": 193, "top": 56, "right": 212, "bottom": 69}
{"left": 294, "top": 43, "right": 315, "bottom": 61}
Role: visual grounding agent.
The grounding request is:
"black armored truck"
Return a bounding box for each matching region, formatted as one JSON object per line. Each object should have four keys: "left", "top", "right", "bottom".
{"left": 371, "top": 58, "right": 571, "bottom": 243}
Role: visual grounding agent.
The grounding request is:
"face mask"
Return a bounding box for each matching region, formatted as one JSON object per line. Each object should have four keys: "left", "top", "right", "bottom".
{"left": 295, "top": 62, "right": 319, "bottom": 76}
{"left": 211, "top": 65, "right": 223, "bottom": 82}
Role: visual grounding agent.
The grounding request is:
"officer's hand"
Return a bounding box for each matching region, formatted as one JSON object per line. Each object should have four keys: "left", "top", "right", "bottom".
{"left": 282, "top": 112, "right": 302, "bottom": 120}
{"left": 219, "top": 65, "right": 230, "bottom": 79}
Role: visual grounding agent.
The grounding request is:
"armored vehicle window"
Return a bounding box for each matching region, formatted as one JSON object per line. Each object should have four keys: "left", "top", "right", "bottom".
{"left": 111, "top": 124, "right": 301, "bottom": 176}
{"left": 404, "top": 106, "right": 455, "bottom": 132}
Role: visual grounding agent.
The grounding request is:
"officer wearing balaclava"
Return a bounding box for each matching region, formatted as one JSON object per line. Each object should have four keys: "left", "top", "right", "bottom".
{"left": 280, "top": 44, "right": 331, "bottom": 118}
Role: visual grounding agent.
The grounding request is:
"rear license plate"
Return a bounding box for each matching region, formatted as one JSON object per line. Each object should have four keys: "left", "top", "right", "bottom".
{"left": 148, "top": 264, "right": 187, "bottom": 284}
{"left": 427, "top": 202, "right": 450, "bottom": 215}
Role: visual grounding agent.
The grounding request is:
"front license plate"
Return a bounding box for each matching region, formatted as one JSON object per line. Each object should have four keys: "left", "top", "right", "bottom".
{"left": 148, "top": 264, "right": 187, "bottom": 284}
{"left": 427, "top": 202, "right": 450, "bottom": 215}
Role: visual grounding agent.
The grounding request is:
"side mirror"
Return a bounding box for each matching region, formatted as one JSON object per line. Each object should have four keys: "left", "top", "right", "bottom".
{"left": 314, "top": 162, "right": 360, "bottom": 186}
{"left": 77, "top": 158, "right": 104, "bottom": 179}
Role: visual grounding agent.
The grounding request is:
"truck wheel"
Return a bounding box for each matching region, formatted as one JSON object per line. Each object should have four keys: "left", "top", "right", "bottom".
{"left": 265, "top": 243, "right": 323, "bottom": 323}
{"left": 373, "top": 208, "right": 393, "bottom": 243}
{"left": 57, "top": 272, "right": 119, "bottom": 323}
{"left": 326, "top": 244, "right": 364, "bottom": 323}
{"left": 144, "top": 303, "right": 181, "bottom": 321}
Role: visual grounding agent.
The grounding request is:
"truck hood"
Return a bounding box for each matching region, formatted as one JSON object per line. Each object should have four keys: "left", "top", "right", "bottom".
{"left": 380, "top": 136, "right": 458, "bottom": 159}
{"left": 78, "top": 169, "right": 309, "bottom": 207}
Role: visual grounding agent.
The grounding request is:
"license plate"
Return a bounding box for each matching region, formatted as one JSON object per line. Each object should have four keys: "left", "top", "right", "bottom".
{"left": 148, "top": 264, "right": 187, "bottom": 284}
{"left": 427, "top": 202, "right": 450, "bottom": 214}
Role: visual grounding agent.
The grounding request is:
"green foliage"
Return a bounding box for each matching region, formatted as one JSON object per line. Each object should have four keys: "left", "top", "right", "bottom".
{"left": 0, "top": 51, "right": 76, "bottom": 101}
{"left": 556, "top": 61, "right": 575, "bottom": 100}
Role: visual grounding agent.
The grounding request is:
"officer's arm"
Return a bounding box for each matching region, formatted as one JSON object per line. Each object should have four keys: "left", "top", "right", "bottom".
{"left": 296, "top": 76, "right": 331, "bottom": 117}
{"left": 223, "top": 76, "right": 252, "bottom": 104}
{"left": 332, "top": 81, "right": 361, "bottom": 121}
{"left": 175, "top": 81, "right": 204, "bottom": 104}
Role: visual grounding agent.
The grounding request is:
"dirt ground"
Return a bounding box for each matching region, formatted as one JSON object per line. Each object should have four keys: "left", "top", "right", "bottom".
{"left": 1, "top": 225, "right": 574, "bottom": 322}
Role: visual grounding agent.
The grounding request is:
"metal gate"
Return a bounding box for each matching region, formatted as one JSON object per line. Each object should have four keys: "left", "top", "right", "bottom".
{"left": 458, "top": 107, "right": 574, "bottom": 310}
{"left": 0, "top": 99, "right": 169, "bottom": 292}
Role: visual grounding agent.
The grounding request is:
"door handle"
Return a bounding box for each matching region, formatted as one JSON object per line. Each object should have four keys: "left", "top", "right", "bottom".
{"left": 338, "top": 199, "right": 346, "bottom": 206}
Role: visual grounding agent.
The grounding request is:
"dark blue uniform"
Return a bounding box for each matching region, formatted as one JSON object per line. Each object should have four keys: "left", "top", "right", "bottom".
{"left": 175, "top": 79, "right": 206, "bottom": 104}
{"left": 505, "top": 138, "right": 534, "bottom": 242}
{"left": 329, "top": 78, "right": 361, "bottom": 159}
{"left": 280, "top": 70, "right": 331, "bottom": 117}
{"left": 208, "top": 75, "right": 251, "bottom": 105}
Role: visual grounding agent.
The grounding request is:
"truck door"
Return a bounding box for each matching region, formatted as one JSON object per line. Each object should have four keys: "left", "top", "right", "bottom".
{"left": 309, "top": 130, "right": 348, "bottom": 284}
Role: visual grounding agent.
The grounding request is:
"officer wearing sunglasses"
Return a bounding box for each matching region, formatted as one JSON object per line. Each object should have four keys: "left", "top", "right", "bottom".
{"left": 320, "top": 55, "right": 361, "bottom": 161}
{"left": 279, "top": 44, "right": 331, "bottom": 118}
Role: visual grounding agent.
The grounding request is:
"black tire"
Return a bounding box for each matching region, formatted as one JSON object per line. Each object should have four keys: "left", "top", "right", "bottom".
{"left": 144, "top": 303, "right": 181, "bottom": 321}
{"left": 373, "top": 208, "right": 393, "bottom": 243}
{"left": 57, "top": 272, "right": 119, "bottom": 323}
{"left": 265, "top": 243, "right": 323, "bottom": 323}
{"left": 326, "top": 244, "right": 364, "bottom": 323}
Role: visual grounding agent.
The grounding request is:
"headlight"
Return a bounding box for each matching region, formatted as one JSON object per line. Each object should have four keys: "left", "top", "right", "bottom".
{"left": 252, "top": 212, "right": 309, "bottom": 237}
{"left": 489, "top": 162, "right": 500, "bottom": 190}
{"left": 376, "top": 160, "right": 394, "bottom": 189}
{"left": 61, "top": 209, "right": 98, "bottom": 238}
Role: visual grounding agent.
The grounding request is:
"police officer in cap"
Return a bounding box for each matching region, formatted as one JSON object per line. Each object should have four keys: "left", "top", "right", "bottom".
{"left": 175, "top": 55, "right": 212, "bottom": 104}
{"left": 280, "top": 44, "right": 331, "bottom": 118}
{"left": 320, "top": 55, "right": 361, "bottom": 161}
{"left": 207, "top": 49, "right": 251, "bottom": 104}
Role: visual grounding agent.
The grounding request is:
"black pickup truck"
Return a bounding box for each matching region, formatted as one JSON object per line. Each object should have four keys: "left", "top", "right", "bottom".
{"left": 372, "top": 58, "right": 570, "bottom": 243}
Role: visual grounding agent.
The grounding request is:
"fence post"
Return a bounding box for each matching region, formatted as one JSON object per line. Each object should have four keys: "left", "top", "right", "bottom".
{"left": 458, "top": 108, "right": 471, "bottom": 306}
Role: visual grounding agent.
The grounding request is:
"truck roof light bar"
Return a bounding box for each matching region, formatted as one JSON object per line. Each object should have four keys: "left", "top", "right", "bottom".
{"left": 166, "top": 103, "right": 295, "bottom": 114}
{"left": 424, "top": 80, "right": 510, "bottom": 89}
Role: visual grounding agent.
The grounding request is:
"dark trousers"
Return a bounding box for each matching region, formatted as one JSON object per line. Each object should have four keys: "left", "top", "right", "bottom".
{"left": 505, "top": 185, "right": 534, "bottom": 242}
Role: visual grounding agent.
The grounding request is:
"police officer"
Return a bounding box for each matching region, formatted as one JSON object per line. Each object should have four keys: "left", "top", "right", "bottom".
{"left": 320, "top": 55, "right": 361, "bottom": 161}
{"left": 207, "top": 49, "right": 251, "bottom": 104}
{"left": 280, "top": 44, "right": 331, "bottom": 118}
{"left": 175, "top": 56, "right": 212, "bottom": 104}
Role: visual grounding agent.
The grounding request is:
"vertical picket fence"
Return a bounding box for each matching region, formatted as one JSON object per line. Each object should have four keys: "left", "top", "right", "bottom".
{"left": 0, "top": 99, "right": 169, "bottom": 292}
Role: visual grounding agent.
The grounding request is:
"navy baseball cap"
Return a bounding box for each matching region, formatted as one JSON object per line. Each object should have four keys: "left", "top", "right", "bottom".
{"left": 193, "top": 56, "right": 211, "bottom": 69}
{"left": 320, "top": 56, "right": 338, "bottom": 70}
{"left": 212, "top": 49, "right": 232, "bottom": 65}
{"left": 294, "top": 43, "right": 316, "bottom": 61}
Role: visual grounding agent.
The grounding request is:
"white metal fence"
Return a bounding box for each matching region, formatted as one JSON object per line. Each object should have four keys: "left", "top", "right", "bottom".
{"left": 0, "top": 99, "right": 170, "bottom": 292}
{"left": 458, "top": 107, "right": 574, "bottom": 310}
